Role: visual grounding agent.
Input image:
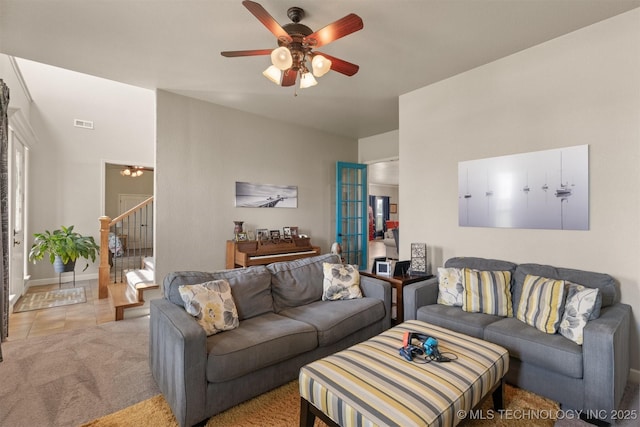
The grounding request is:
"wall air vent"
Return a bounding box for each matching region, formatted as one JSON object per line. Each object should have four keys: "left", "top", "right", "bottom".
{"left": 74, "top": 119, "right": 94, "bottom": 129}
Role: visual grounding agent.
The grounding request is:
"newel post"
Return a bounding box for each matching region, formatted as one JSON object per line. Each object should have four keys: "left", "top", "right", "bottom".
{"left": 99, "top": 216, "right": 111, "bottom": 299}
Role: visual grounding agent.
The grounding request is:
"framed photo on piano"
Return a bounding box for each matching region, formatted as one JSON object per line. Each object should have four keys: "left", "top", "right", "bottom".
{"left": 290, "top": 226, "right": 299, "bottom": 237}
{"left": 256, "top": 228, "right": 269, "bottom": 241}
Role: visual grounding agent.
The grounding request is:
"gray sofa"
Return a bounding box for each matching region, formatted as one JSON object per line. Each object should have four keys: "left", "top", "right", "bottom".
{"left": 404, "top": 257, "right": 631, "bottom": 424}
{"left": 149, "top": 253, "right": 391, "bottom": 427}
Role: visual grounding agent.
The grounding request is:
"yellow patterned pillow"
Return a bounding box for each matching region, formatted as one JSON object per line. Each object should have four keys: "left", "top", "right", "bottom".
{"left": 462, "top": 269, "right": 513, "bottom": 317}
{"left": 517, "top": 275, "right": 566, "bottom": 334}
{"left": 322, "top": 263, "right": 362, "bottom": 301}
{"left": 437, "top": 267, "right": 464, "bottom": 307}
{"left": 178, "top": 280, "right": 239, "bottom": 336}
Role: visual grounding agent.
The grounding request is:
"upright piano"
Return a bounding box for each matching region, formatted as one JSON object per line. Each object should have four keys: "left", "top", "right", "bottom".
{"left": 225, "top": 237, "right": 321, "bottom": 269}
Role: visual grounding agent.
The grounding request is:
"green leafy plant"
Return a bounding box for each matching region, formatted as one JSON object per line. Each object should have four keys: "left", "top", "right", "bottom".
{"left": 28, "top": 225, "right": 100, "bottom": 272}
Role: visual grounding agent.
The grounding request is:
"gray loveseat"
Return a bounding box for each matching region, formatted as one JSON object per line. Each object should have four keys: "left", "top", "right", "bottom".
{"left": 403, "top": 257, "right": 631, "bottom": 424}
{"left": 149, "top": 253, "right": 391, "bottom": 427}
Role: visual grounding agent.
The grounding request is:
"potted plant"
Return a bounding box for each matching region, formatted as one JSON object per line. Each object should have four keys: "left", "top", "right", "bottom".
{"left": 28, "top": 225, "right": 100, "bottom": 272}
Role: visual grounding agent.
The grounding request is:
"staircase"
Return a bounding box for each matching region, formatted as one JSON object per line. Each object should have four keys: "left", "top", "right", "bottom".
{"left": 99, "top": 196, "right": 158, "bottom": 320}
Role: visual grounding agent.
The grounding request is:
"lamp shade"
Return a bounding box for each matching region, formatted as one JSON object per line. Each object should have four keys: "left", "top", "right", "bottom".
{"left": 311, "top": 55, "right": 332, "bottom": 77}
{"left": 299, "top": 72, "right": 317, "bottom": 89}
{"left": 262, "top": 65, "right": 282, "bottom": 85}
{"left": 271, "top": 46, "right": 293, "bottom": 70}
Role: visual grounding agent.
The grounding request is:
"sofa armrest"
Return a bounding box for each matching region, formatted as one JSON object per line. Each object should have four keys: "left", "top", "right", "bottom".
{"left": 402, "top": 277, "right": 439, "bottom": 321}
{"left": 360, "top": 275, "right": 392, "bottom": 330}
{"left": 582, "top": 303, "right": 631, "bottom": 422}
{"left": 149, "top": 298, "right": 208, "bottom": 427}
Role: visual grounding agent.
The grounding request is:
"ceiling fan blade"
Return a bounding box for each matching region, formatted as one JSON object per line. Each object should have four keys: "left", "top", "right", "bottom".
{"left": 242, "top": 1, "right": 292, "bottom": 43}
{"left": 221, "top": 49, "right": 272, "bottom": 57}
{"left": 304, "top": 14, "right": 363, "bottom": 48}
{"left": 281, "top": 70, "right": 297, "bottom": 87}
{"left": 314, "top": 52, "right": 359, "bottom": 76}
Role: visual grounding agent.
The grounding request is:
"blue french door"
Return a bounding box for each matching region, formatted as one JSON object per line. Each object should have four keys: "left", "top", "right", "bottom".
{"left": 336, "top": 162, "right": 368, "bottom": 269}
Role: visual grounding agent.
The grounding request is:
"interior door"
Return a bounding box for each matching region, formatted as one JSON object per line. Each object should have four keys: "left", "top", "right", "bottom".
{"left": 336, "top": 162, "right": 368, "bottom": 268}
{"left": 9, "top": 129, "right": 26, "bottom": 303}
{"left": 118, "top": 194, "right": 153, "bottom": 249}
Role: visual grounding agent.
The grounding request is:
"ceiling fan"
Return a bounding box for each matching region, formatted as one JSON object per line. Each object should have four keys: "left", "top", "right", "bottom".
{"left": 221, "top": 1, "right": 363, "bottom": 89}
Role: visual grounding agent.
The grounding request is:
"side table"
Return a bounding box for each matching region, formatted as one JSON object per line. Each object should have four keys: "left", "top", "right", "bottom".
{"left": 359, "top": 271, "right": 433, "bottom": 324}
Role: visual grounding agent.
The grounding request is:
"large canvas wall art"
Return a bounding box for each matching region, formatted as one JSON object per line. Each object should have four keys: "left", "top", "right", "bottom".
{"left": 458, "top": 145, "right": 589, "bottom": 230}
{"left": 235, "top": 182, "right": 298, "bottom": 208}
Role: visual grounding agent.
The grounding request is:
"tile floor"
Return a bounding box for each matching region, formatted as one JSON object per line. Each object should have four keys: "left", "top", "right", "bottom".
{"left": 7, "top": 279, "right": 115, "bottom": 341}
{"left": 7, "top": 242, "right": 386, "bottom": 342}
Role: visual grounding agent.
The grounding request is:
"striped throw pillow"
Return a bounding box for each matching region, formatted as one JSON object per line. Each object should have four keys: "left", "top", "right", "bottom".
{"left": 517, "top": 275, "right": 566, "bottom": 334}
{"left": 462, "top": 269, "right": 513, "bottom": 317}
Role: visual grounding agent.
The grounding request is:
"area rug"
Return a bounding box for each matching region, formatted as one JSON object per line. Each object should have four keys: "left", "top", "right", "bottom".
{"left": 13, "top": 287, "right": 86, "bottom": 312}
{"left": 82, "top": 381, "right": 559, "bottom": 427}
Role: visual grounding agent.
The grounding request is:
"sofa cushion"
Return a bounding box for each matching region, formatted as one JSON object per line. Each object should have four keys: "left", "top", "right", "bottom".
{"left": 516, "top": 275, "right": 565, "bottom": 334}
{"left": 163, "top": 266, "right": 274, "bottom": 320}
{"left": 205, "top": 312, "right": 317, "bottom": 383}
{"left": 436, "top": 267, "right": 464, "bottom": 307}
{"left": 416, "top": 304, "right": 502, "bottom": 339}
{"left": 278, "top": 298, "right": 385, "bottom": 347}
{"left": 513, "top": 264, "right": 617, "bottom": 315}
{"left": 322, "top": 263, "right": 362, "bottom": 301}
{"left": 268, "top": 253, "right": 341, "bottom": 312}
{"left": 559, "top": 282, "right": 600, "bottom": 345}
{"left": 484, "top": 317, "right": 583, "bottom": 379}
{"left": 462, "top": 268, "right": 513, "bottom": 317}
{"left": 178, "top": 280, "right": 239, "bottom": 336}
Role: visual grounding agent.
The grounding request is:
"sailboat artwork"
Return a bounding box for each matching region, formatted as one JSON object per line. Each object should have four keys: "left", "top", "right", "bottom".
{"left": 458, "top": 145, "right": 588, "bottom": 230}
{"left": 555, "top": 152, "right": 574, "bottom": 197}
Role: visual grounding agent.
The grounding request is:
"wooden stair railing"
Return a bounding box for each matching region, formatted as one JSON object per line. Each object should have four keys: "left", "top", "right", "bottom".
{"left": 98, "top": 197, "right": 155, "bottom": 321}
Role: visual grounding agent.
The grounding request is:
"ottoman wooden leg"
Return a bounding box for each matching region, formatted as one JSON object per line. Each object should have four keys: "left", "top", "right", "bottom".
{"left": 300, "top": 397, "right": 316, "bottom": 427}
{"left": 492, "top": 378, "right": 505, "bottom": 411}
{"left": 300, "top": 397, "right": 340, "bottom": 427}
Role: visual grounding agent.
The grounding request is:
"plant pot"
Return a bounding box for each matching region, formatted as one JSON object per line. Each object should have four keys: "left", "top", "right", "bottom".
{"left": 53, "top": 256, "right": 76, "bottom": 273}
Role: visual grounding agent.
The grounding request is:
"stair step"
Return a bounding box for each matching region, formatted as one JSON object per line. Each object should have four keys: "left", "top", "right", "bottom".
{"left": 107, "top": 283, "right": 148, "bottom": 321}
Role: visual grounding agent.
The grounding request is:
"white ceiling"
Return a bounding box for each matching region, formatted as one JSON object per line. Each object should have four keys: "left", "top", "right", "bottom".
{"left": 1, "top": 0, "right": 638, "bottom": 141}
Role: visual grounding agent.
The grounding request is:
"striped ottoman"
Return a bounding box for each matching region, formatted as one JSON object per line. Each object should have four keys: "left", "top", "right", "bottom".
{"left": 299, "top": 320, "right": 509, "bottom": 427}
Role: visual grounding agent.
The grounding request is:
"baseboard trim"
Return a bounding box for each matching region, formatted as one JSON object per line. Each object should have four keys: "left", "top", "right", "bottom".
{"left": 629, "top": 368, "right": 640, "bottom": 384}
{"left": 27, "top": 273, "right": 99, "bottom": 288}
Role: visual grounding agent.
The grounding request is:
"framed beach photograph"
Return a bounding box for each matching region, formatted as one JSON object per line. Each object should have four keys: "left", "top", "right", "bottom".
{"left": 235, "top": 182, "right": 298, "bottom": 208}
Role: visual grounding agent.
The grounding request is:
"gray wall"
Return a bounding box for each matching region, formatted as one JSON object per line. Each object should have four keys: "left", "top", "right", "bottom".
{"left": 17, "top": 58, "right": 155, "bottom": 283}
{"left": 155, "top": 90, "right": 357, "bottom": 283}
{"left": 399, "top": 10, "right": 640, "bottom": 372}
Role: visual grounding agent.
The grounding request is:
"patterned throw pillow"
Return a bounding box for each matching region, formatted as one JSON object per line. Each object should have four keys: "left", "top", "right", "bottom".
{"left": 516, "top": 275, "right": 565, "bottom": 334}
{"left": 322, "top": 263, "right": 362, "bottom": 301}
{"left": 178, "top": 280, "right": 239, "bottom": 336}
{"left": 462, "top": 269, "right": 513, "bottom": 317}
{"left": 559, "top": 282, "right": 600, "bottom": 345}
{"left": 437, "top": 267, "right": 464, "bottom": 307}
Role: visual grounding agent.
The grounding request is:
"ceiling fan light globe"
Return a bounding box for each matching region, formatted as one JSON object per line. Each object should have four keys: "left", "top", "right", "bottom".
{"left": 312, "top": 55, "right": 331, "bottom": 77}
{"left": 271, "top": 46, "right": 293, "bottom": 70}
{"left": 263, "top": 65, "right": 282, "bottom": 85}
{"left": 299, "top": 72, "right": 318, "bottom": 89}
{"left": 121, "top": 168, "right": 131, "bottom": 176}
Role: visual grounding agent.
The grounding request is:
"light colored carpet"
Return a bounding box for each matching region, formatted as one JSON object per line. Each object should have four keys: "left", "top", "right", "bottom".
{"left": 13, "top": 287, "right": 86, "bottom": 313}
{"left": 0, "top": 316, "right": 159, "bottom": 427}
{"left": 82, "top": 380, "right": 559, "bottom": 427}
